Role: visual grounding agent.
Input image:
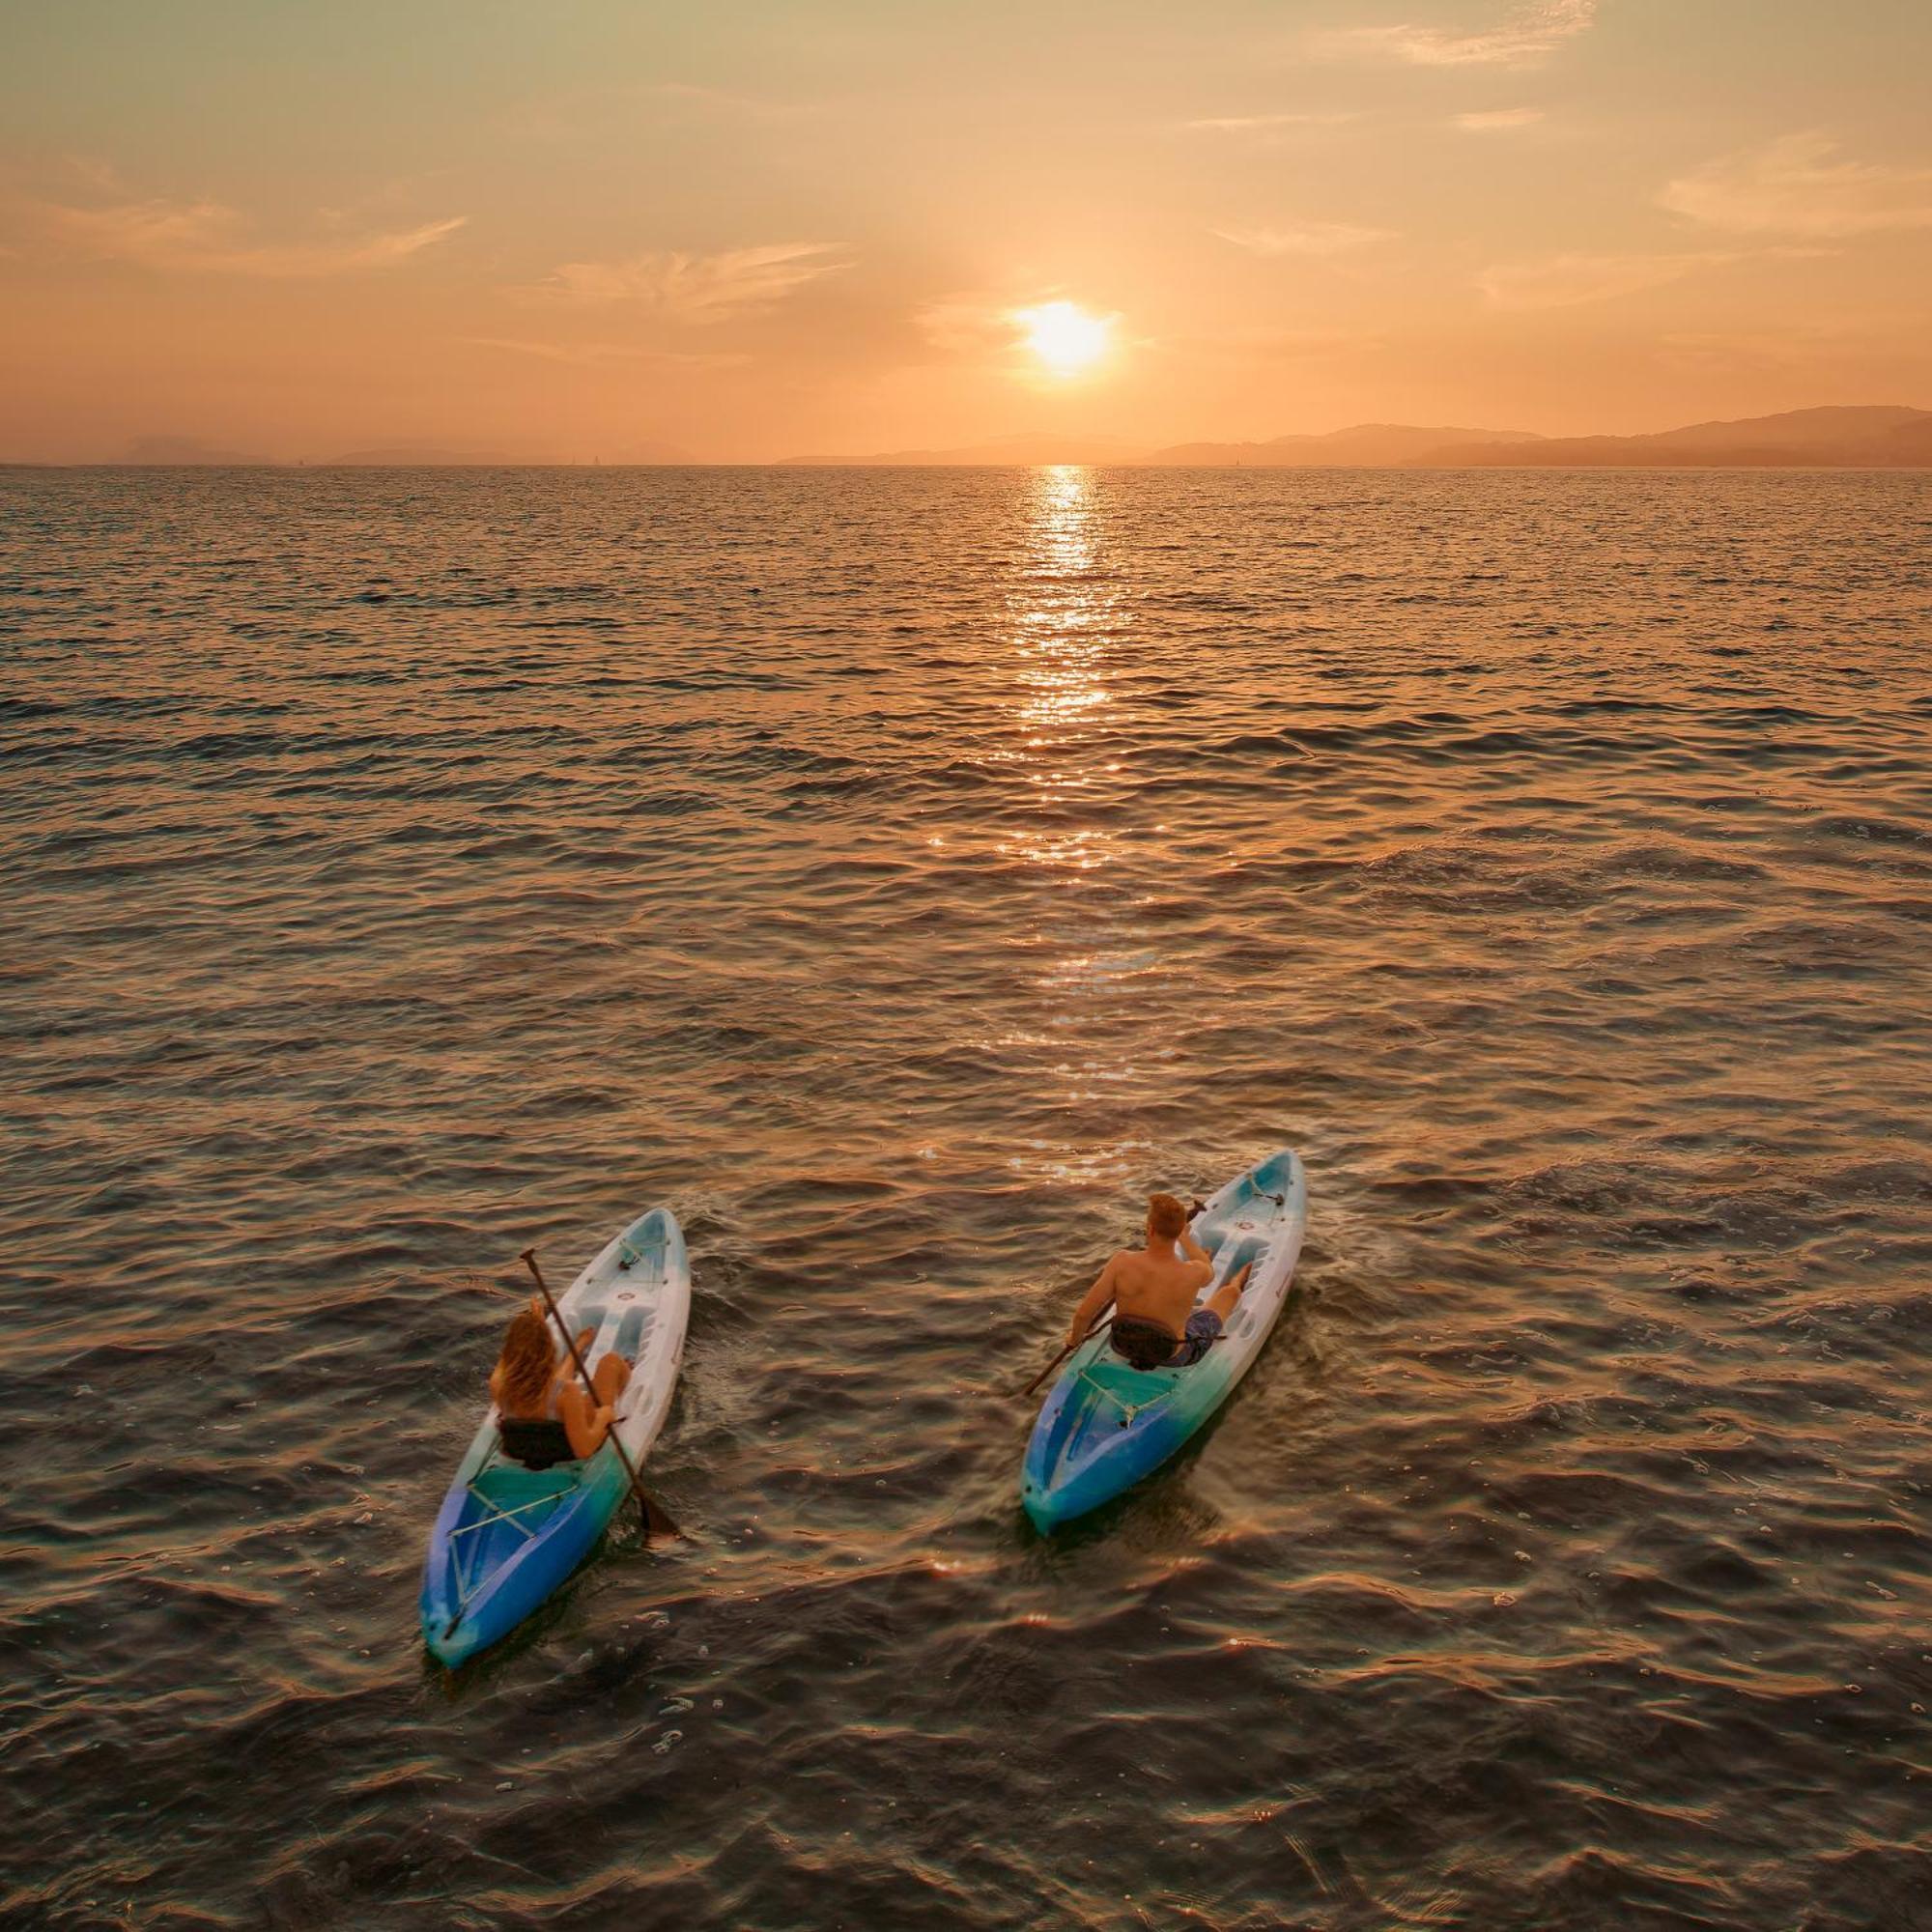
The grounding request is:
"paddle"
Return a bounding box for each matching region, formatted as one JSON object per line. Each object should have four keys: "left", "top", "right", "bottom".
{"left": 517, "top": 1247, "right": 680, "bottom": 1542}
{"left": 1017, "top": 1316, "right": 1113, "bottom": 1398}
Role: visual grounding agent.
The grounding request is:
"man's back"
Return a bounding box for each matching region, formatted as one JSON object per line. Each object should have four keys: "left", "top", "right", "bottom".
{"left": 1105, "top": 1242, "right": 1212, "bottom": 1333}
{"left": 1064, "top": 1192, "right": 1218, "bottom": 1357}
{"left": 1064, "top": 1191, "right": 1253, "bottom": 1373}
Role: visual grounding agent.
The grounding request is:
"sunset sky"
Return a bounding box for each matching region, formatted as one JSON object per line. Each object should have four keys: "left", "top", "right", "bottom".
{"left": 4, "top": 0, "right": 1929, "bottom": 461}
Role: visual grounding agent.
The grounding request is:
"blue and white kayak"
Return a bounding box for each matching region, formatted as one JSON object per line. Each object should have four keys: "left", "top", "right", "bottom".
{"left": 1021, "top": 1150, "right": 1306, "bottom": 1531}
{"left": 420, "top": 1208, "right": 690, "bottom": 1667}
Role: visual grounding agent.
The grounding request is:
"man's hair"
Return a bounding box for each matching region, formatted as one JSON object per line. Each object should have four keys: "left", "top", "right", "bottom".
{"left": 1148, "top": 1192, "right": 1188, "bottom": 1239}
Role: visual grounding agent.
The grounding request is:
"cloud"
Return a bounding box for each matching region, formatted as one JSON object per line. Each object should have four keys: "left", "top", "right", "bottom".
{"left": 463, "top": 337, "right": 748, "bottom": 369}
{"left": 1179, "top": 111, "right": 1357, "bottom": 132}
{"left": 1660, "top": 132, "right": 1932, "bottom": 239}
{"left": 1213, "top": 221, "right": 1394, "bottom": 257}
{"left": 1477, "top": 249, "right": 1727, "bottom": 309}
{"left": 515, "top": 243, "right": 846, "bottom": 322}
{"left": 1654, "top": 319, "right": 1931, "bottom": 377}
{"left": 1455, "top": 107, "right": 1546, "bottom": 131}
{"left": 1323, "top": 0, "right": 1596, "bottom": 69}
{"left": 30, "top": 188, "right": 464, "bottom": 276}
{"left": 917, "top": 295, "right": 1012, "bottom": 355}
{"left": 1161, "top": 326, "right": 1373, "bottom": 364}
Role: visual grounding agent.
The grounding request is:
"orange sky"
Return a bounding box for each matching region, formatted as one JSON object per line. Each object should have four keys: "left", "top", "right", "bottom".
{"left": 3, "top": 1, "right": 1929, "bottom": 461}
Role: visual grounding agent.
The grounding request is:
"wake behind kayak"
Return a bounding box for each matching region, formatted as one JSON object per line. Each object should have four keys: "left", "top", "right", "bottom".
{"left": 420, "top": 1208, "right": 690, "bottom": 1667}
{"left": 1021, "top": 1150, "right": 1306, "bottom": 1530}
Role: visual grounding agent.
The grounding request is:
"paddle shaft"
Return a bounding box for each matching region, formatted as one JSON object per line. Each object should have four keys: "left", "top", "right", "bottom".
{"left": 1020, "top": 1316, "right": 1114, "bottom": 1398}
{"left": 518, "top": 1246, "right": 664, "bottom": 1532}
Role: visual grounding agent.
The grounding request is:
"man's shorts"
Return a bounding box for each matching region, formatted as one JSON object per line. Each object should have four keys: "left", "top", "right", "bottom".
{"left": 1172, "top": 1307, "right": 1224, "bottom": 1366}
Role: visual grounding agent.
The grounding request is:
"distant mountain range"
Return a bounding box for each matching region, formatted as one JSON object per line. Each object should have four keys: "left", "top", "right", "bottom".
{"left": 60, "top": 406, "right": 1932, "bottom": 469}
{"left": 784, "top": 407, "right": 1932, "bottom": 469}
{"left": 319, "top": 440, "right": 697, "bottom": 466}
{"left": 107, "top": 437, "right": 697, "bottom": 466}
{"left": 122, "top": 434, "right": 273, "bottom": 465}
{"left": 1431, "top": 406, "right": 1932, "bottom": 469}
{"left": 322, "top": 442, "right": 520, "bottom": 466}
{"left": 1143, "top": 423, "right": 1540, "bottom": 467}
{"left": 780, "top": 433, "right": 1145, "bottom": 467}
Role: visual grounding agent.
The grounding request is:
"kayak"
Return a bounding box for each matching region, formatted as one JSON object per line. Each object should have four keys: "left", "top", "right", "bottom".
{"left": 1021, "top": 1150, "right": 1306, "bottom": 1530}
{"left": 420, "top": 1208, "right": 690, "bottom": 1667}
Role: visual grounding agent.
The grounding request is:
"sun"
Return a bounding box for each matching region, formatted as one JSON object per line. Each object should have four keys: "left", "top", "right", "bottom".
{"left": 1012, "top": 300, "right": 1113, "bottom": 377}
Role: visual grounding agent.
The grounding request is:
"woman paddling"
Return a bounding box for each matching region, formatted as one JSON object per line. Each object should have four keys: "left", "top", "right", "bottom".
{"left": 491, "top": 1296, "right": 632, "bottom": 1469}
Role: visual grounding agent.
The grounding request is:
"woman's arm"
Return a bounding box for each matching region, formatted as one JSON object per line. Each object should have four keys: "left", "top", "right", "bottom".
{"left": 558, "top": 1379, "right": 614, "bottom": 1459}
{"left": 548, "top": 1327, "right": 598, "bottom": 1398}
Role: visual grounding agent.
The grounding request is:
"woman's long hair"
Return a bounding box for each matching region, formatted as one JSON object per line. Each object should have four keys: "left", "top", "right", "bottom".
{"left": 496, "top": 1309, "right": 555, "bottom": 1415}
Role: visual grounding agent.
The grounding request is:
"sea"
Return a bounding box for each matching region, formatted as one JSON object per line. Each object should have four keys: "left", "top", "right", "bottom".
{"left": 4, "top": 464, "right": 1930, "bottom": 1930}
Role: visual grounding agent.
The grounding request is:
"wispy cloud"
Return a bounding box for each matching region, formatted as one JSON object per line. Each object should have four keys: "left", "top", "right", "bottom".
{"left": 1477, "top": 249, "right": 1727, "bottom": 309}
{"left": 1161, "top": 326, "right": 1373, "bottom": 363}
{"left": 1214, "top": 221, "right": 1394, "bottom": 257}
{"left": 1660, "top": 132, "right": 1932, "bottom": 238}
{"left": 918, "top": 295, "right": 1008, "bottom": 355}
{"left": 1654, "top": 318, "right": 1927, "bottom": 376}
{"left": 916, "top": 293, "right": 1066, "bottom": 355}
{"left": 28, "top": 187, "right": 464, "bottom": 276}
{"left": 463, "top": 337, "right": 747, "bottom": 369}
{"left": 1455, "top": 107, "right": 1546, "bottom": 131}
{"left": 1322, "top": 0, "right": 1597, "bottom": 69}
{"left": 1180, "top": 111, "right": 1357, "bottom": 132}
{"left": 514, "top": 243, "right": 846, "bottom": 322}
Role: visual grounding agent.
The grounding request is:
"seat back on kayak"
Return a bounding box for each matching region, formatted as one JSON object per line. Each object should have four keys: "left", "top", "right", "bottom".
{"left": 1110, "top": 1316, "right": 1182, "bottom": 1371}
{"left": 497, "top": 1414, "right": 578, "bottom": 1470}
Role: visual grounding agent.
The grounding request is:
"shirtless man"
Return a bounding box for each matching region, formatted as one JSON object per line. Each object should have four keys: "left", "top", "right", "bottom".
{"left": 1064, "top": 1192, "right": 1253, "bottom": 1370}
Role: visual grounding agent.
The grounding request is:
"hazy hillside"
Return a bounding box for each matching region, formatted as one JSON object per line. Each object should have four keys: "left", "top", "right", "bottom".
{"left": 322, "top": 443, "right": 520, "bottom": 466}
{"left": 780, "top": 434, "right": 1143, "bottom": 466}
{"left": 1146, "top": 423, "right": 1541, "bottom": 466}
{"left": 121, "top": 435, "right": 272, "bottom": 465}
{"left": 1430, "top": 407, "right": 1932, "bottom": 468}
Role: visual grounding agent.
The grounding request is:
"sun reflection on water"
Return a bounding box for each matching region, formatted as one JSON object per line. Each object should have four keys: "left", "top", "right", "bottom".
{"left": 998, "top": 466, "right": 1166, "bottom": 1189}
{"left": 1009, "top": 466, "right": 1119, "bottom": 866}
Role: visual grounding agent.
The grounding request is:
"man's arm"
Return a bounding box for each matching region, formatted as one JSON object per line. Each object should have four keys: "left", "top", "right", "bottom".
{"left": 1176, "top": 1229, "right": 1216, "bottom": 1290}
{"left": 1065, "top": 1256, "right": 1120, "bottom": 1350}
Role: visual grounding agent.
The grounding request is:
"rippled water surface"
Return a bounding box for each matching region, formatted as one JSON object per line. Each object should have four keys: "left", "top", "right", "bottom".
{"left": 6, "top": 465, "right": 1932, "bottom": 1930}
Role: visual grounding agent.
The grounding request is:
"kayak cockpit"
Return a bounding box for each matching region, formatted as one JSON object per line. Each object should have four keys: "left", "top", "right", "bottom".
{"left": 429, "top": 1446, "right": 585, "bottom": 1643}
{"left": 1076, "top": 1358, "right": 1181, "bottom": 1415}
{"left": 1023, "top": 1355, "right": 1179, "bottom": 1511}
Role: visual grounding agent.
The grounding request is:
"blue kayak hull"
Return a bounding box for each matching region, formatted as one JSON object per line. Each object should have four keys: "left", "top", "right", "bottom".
{"left": 420, "top": 1439, "right": 629, "bottom": 1668}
